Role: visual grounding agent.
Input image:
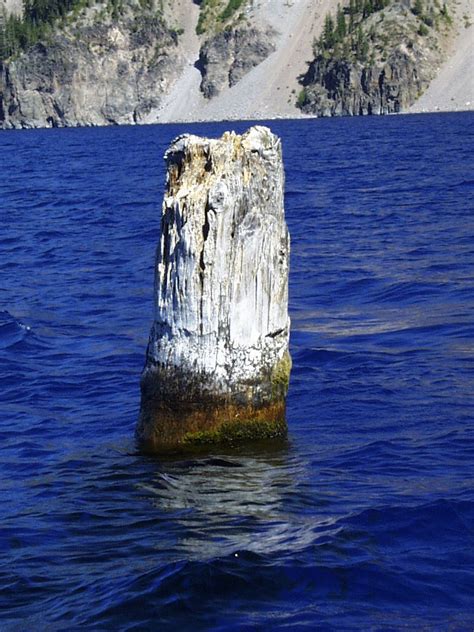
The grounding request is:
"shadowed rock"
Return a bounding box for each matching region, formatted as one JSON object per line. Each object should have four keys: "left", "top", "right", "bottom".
{"left": 199, "top": 27, "right": 276, "bottom": 99}
{"left": 137, "top": 125, "right": 290, "bottom": 452}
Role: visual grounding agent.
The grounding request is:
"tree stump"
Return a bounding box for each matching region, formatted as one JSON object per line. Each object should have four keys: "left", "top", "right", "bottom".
{"left": 137, "top": 125, "right": 291, "bottom": 452}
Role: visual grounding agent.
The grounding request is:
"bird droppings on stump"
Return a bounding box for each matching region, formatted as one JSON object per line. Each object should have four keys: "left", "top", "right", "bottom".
{"left": 137, "top": 125, "right": 291, "bottom": 453}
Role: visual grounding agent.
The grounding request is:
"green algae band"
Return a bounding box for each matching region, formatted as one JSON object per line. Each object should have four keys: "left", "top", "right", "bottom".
{"left": 137, "top": 126, "right": 291, "bottom": 452}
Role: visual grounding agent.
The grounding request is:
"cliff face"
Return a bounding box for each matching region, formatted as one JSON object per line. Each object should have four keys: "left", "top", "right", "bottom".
{"left": 298, "top": 0, "right": 452, "bottom": 116}
{"left": 199, "top": 26, "right": 275, "bottom": 98}
{"left": 0, "top": 10, "right": 182, "bottom": 128}
{"left": 300, "top": 44, "right": 437, "bottom": 116}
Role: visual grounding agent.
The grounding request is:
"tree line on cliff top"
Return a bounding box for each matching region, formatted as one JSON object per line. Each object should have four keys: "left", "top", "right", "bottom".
{"left": 315, "top": 0, "right": 393, "bottom": 64}
{"left": 0, "top": 0, "right": 157, "bottom": 60}
{"left": 312, "top": 0, "right": 451, "bottom": 65}
{"left": 0, "top": 0, "right": 88, "bottom": 59}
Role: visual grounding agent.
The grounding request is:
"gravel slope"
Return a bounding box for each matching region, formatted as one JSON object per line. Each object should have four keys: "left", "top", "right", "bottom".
{"left": 147, "top": 0, "right": 335, "bottom": 123}
{"left": 147, "top": 0, "right": 205, "bottom": 124}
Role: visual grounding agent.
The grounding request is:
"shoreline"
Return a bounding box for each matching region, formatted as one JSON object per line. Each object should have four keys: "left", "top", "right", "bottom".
{"left": 145, "top": 106, "right": 474, "bottom": 125}
{"left": 1, "top": 107, "right": 473, "bottom": 133}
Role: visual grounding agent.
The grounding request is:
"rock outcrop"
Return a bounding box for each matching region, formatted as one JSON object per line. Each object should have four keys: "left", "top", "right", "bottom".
{"left": 300, "top": 46, "right": 437, "bottom": 116}
{"left": 298, "top": 0, "right": 451, "bottom": 116}
{"left": 0, "top": 11, "right": 182, "bottom": 128}
{"left": 137, "top": 125, "right": 291, "bottom": 452}
{"left": 199, "top": 26, "right": 276, "bottom": 98}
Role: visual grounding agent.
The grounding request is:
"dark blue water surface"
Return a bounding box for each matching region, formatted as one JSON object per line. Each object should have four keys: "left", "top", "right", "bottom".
{"left": 1, "top": 112, "right": 474, "bottom": 630}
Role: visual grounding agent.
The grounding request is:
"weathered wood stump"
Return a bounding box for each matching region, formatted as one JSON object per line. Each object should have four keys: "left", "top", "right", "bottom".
{"left": 137, "top": 125, "right": 291, "bottom": 452}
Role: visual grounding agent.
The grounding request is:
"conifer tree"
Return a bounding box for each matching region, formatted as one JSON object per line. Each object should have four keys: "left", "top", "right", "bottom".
{"left": 349, "top": 0, "right": 356, "bottom": 31}
{"left": 336, "top": 4, "right": 346, "bottom": 40}
{"left": 355, "top": 25, "right": 369, "bottom": 60}
{"left": 322, "top": 13, "right": 335, "bottom": 49}
{"left": 363, "top": 0, "right": 373, "bottom": 18}
{"left": 0, "top": 13, "right": 6, "bottom": 60}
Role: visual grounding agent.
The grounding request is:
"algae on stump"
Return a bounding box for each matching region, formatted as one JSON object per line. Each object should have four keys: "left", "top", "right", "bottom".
{"left": 137, "top": 125, "right": 291, "bottom": 452}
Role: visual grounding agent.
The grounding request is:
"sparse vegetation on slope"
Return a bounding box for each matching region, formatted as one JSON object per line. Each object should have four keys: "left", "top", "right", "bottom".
{"left": 0, "top": 0, "right": 468, "bottom": 127}
{"left": 0, "top": 0, "right": 177, "bottom": 60}
{"left": 196, "top": 0, "right": 248, "bottom": 35}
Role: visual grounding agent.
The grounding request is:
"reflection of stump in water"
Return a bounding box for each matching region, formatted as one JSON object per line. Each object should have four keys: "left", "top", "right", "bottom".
{"left": 137, "top": 126, "right": 291, "bottom": 452}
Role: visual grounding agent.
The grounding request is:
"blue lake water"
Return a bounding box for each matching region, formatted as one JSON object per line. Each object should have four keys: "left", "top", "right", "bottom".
{"left": 1, "top": 112, "right": 473, "bottom": 630}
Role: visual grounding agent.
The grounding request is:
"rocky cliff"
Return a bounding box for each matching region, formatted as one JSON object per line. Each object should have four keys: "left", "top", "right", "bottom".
{"left": 298, "top": 0, "right": 453, "bottom": 116}
{"left": 194, "top": 0, "right": 276, "bottom": 99}
{"left": 0, "top": 4, "right": 183, "bottom": 128}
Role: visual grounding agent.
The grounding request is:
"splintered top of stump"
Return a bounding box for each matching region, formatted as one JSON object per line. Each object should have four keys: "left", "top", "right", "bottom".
{"left": 163, "top": 126, "right": 283, "bottom": 216}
